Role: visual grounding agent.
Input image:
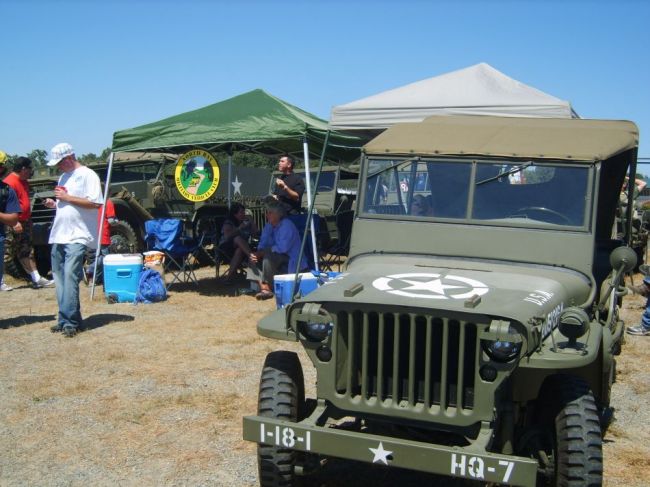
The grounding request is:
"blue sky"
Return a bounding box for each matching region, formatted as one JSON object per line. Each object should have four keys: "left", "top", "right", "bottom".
{"left": 1, "top": 0, "right": 649, "bottom": 159}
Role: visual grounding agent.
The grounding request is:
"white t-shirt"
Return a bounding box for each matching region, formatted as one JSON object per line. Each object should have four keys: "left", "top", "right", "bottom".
{"left": 48, "top": 165, "right": 103, "bottom": 249}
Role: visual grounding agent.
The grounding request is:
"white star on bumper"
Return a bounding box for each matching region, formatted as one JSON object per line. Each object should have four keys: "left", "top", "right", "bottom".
{"left": 369, "top": 442, "right": 393, "bottom": 465}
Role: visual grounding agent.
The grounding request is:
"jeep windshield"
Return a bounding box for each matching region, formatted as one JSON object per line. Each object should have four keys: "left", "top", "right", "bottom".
{"left": 362, "top": 158, "right": 592, "bottom": 229}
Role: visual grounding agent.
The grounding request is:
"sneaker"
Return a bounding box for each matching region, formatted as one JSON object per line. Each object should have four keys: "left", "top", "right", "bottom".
{"left": 0, "top": 282, "right": 14, "bottom": 292}
{"left": 50, "top": 324, "right": 63, "bottom": 333}
{"left": 33, "top": 277, "right": 55, "bottom": 289}
{"left": 62, "top": 326, "right": 77, "bottom": 338}
{"left": 626, "top": 325, "right": 650, "bottom": 336}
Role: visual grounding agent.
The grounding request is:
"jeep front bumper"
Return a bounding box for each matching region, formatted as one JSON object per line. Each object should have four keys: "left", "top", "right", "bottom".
{"left": 243, "top": 415, "right": 538, "bottom": 486}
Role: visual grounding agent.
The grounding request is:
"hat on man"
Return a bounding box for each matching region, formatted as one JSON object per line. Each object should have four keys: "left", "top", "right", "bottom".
{"left": 0, "top": 150, "right": 7, "bottom": 165}
{"left": 47, "top": 142, "right": 75, "bottom": 167}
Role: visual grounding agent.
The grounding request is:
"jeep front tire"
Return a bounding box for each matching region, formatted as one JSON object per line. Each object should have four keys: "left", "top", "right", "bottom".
{"left": 257, "top": 351, "right": 306, "bottom": 487}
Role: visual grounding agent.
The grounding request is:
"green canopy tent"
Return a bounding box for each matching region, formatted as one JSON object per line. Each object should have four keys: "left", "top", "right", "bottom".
{"left": 103, "top": 89, "right": 364, "bottom": 287}
{"left": 112, "top": 88, "right": 362, "bottom": 161}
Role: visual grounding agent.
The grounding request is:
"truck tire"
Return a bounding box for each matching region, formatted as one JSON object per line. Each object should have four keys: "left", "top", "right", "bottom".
{"left": 3, "top": 231, "right": 29, "bottom": 280}
{"left": 109, "top": 220, "right": 139, "bottom": 254}
{"left": 257, "top": 351, "right": 306, "bottom": 487}
{"left": 545, "top": 375, "right": 603, "bottom": 487}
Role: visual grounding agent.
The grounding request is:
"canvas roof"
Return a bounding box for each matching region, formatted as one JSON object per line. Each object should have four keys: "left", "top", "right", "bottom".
{"left": 364, "top": 115, "right": 638, "bottom": 162}
{"left": 330, "top": 63, "right": 578, "bottom": 131}
{"left": 112, "top": 89, "right": 363, "bottom": 162}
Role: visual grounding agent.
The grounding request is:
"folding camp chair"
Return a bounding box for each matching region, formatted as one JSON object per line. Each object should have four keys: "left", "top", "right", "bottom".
{"left": 321, "top": 210, "right": 354, "bottom": 272}
{"left": 288, "top": 213, "right": 322, "bottom": 272}
{"left": 144, "top": 219, "right": 202, "bottom": 289}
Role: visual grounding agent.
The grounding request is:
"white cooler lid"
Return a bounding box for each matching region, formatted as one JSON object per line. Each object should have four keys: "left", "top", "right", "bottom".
{"left": 104, "top": 254, "right": 143, "bottom": 265}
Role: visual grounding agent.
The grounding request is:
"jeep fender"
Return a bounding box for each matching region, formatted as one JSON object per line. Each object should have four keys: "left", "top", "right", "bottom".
{"left": 512, "top": 322, "right": 603, "bottom": 403}
{"left": 258, "top": 309, "right": 297, "bottom": 342}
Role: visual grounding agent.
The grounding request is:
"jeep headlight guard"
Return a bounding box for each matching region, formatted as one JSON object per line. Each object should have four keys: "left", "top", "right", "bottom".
{"left": 293, "top": 303, "right": 334, "bottom": 342}
{"left": 481, "top": 320, "right": 523, "bottom": 362}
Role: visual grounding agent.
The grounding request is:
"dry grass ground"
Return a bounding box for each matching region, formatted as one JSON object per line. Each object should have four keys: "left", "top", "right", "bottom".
{"left": 0, "top": 268, "right": 649, "bottom": 486}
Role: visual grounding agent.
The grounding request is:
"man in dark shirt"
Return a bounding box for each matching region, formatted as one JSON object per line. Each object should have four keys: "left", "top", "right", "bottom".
{"left": 272, "top": 155, "right": 305, "bottom": 214}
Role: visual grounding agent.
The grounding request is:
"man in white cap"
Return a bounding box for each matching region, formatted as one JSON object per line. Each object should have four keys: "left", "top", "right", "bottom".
{"left": 44, "top": 143, "right": 103, "bottom": 337}
{"left": 0, "top": 150, "right": 22, "bottom": 292}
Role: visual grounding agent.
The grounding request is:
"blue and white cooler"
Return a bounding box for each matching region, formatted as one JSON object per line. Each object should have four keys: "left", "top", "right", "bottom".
{"left": 273, "top": 271, "right": 341, "bottom": 309}
{"left": 103, "top": 254, "right": 143, "bottom": 303}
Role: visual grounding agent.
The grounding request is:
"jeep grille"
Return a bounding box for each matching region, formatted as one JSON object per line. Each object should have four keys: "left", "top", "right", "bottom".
{"left": 334, "top": 311, "right": 479, "bottom": 413}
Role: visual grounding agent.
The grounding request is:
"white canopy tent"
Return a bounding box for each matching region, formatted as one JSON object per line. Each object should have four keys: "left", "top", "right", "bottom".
{"left": 329, "top": 63, "right": 578, "bottom": 131}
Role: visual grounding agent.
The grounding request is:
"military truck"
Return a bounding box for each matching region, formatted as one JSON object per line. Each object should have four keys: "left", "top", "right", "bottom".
{"left": 269, "top": 165, "right": 358, "bottom": 251}
{"left": 4, "top": 152, "right": 271, "bottom": 278}
{"left": 243, "top": 116, "right": 639, "bottom": 486}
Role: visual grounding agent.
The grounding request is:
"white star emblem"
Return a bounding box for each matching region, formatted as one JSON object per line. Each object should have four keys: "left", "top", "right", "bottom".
{"left": 232, "top": 175, "right": 242, "bottom": 195}
{"left": 401, "top": 278, "right": 463, "bottom": 295}
{"left": 369, "top": 442, "right": 393, "bottom": 465}
{"left": 372, "top": 273, "right": 490, "bottom": 300}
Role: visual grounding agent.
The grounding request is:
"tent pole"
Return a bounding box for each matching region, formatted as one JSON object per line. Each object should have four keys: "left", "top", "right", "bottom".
{"left": 90, "top": 151, "right": 114, "bottom": 300}
{"left": 227, "top": 151, "right": 232, "bottom": 208}
{"left": 302, "top": 136, "right": 319, "bottom": 271}
{"left": 291, "top": 132, "right": 331, "bottom": 300}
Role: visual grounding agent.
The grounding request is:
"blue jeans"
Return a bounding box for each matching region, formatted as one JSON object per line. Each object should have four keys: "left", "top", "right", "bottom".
{"left": 642, "top": 296, "right": 650, "bottom": 330}
{"left": 51, "top": 243, "right": 87, "bottom": 329}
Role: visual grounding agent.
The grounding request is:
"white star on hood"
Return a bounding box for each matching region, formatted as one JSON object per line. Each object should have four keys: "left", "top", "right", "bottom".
{"left": 400, "top": 278, "right": 464, "bottom": 295}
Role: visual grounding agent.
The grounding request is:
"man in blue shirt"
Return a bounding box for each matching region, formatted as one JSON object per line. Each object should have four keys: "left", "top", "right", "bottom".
{"left": 0, "top": 151, "right": 22, "bottom": 291}
{"left": 249, "top": 202, "right": 301, "bottom": 300}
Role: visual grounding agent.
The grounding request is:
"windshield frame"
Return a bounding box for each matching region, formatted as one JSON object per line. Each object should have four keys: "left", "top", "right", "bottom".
{"left": 359, "top": 156, "right": 595, "bottom": 232}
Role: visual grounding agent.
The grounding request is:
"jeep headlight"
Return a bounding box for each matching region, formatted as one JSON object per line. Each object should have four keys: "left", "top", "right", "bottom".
{"left": 482, "top": 322, "right": 523, "bottom": 362}
{"left": 299, "top": 321, "right": 333, "bottom": 342}
{"left": 294, "top": 303, "right": 334, "bottom": 342}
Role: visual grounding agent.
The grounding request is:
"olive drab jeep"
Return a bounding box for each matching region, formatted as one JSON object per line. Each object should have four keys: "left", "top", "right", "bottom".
{"left": 243, "top": 116, "right": 640, "bottom": 486}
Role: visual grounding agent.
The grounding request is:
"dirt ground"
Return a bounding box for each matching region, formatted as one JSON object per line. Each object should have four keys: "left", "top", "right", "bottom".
{"left": 1, "top": 267, "right": 649, "bottom": 486}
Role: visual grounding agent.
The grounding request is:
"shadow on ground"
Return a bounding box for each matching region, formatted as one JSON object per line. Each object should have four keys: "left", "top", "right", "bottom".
{"left": 166, "top": 275, "right": 250, "bottom": 298}
{"left": 81, "top": 313, "right": 135, "bottom": 331}
{"left": 0, "top": 314, "right": 57, "bottom": 329}
{"left": 303, "top": 458, "right": 473, "bottom": 486}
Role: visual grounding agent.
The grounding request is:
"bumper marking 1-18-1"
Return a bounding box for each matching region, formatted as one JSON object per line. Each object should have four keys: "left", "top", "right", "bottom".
{"left": 260, "top": 423, "right": 311, "bottom": 451}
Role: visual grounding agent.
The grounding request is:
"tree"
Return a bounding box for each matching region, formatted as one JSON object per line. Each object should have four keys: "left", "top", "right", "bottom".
{"left": 79, "top": 152, "right": 99, "bottom": 164}
{"left": 27, "top": 149, "right": 48, "bottom": 167}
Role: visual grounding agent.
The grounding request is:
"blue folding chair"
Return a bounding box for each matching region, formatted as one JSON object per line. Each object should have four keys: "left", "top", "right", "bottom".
{"left": 144, "top": 219, "right": 202, "bottom": 289}
{"left": 288, "top": 213, "right": 322, "bottom": 272}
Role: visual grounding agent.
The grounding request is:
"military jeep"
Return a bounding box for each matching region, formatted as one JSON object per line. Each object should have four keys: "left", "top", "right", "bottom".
{"left": 243, "top": 116, "right": 640, "bottom": 486}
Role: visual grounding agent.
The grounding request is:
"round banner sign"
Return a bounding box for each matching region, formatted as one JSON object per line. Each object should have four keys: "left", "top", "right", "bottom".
{"left": 174, "top": 149, "right": 220, "bottom": 202}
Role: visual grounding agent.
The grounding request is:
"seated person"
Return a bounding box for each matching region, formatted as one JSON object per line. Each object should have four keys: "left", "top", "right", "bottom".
{"left": 410, "top": 194, "right": 434, "bottom": 216}
{"left": 249, "top": 202, "right": 301, "bottom": 300}
{"left": 218, "top": 202, "right": 258, "bottom": 282}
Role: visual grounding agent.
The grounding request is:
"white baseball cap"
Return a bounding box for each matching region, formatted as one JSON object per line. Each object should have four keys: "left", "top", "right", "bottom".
{"left": 47, "top": 142, "right": 75, "bottom": 166}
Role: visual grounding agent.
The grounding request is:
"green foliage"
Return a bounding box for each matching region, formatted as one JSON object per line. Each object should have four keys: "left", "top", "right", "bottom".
{"left": 27, "top": 149, "right": 48, "bottom": 167}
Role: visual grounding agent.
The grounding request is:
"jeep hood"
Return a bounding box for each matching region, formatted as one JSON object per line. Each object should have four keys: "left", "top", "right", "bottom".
{"left": 301, "top": 255, "right": 593, "bottom": 326}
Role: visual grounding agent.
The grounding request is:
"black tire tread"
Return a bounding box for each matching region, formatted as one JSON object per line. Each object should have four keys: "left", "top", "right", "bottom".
{"left": 548, "top": 375, "right": 603, "bottom": 487}
{"left": 109, "top": 219, "right": 139, "bottom": 253}
{"left": 257, "top": 351, "right": 305, "bottom": 487}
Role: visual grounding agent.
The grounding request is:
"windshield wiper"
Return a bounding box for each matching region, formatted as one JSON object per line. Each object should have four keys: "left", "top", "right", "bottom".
{"left": 476, "top": 161, "right": 533, "bottom": 186}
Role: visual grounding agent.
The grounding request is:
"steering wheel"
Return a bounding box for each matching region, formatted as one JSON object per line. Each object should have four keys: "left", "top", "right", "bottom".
{"left": 511, "top": 206, "right": 571, "bottom": 225}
